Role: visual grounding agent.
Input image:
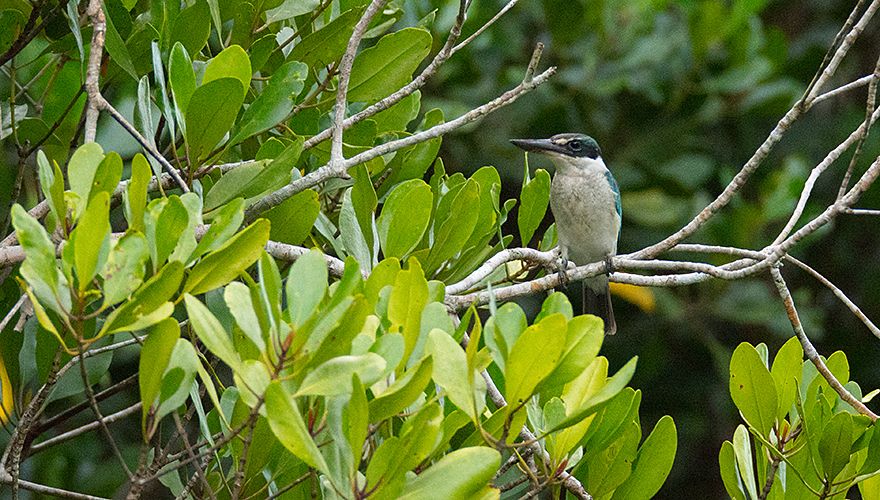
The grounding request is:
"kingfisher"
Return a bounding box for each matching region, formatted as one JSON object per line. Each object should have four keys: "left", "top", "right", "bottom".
{"left": 511, "top": 133, "right": 621, "bottom": 335}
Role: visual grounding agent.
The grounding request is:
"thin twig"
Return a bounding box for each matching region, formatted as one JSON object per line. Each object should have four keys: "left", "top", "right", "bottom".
{"left": 770, "top": 267, "right": 877, "bottom": 420}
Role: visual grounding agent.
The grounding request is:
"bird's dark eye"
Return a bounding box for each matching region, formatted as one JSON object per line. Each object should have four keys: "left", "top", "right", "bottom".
{"left": 569, "top": 140, "right": 583, "bottom": 151}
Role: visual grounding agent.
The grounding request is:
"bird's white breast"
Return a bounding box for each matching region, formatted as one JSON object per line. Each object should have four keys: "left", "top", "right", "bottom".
{"left": 549, "top": 167, "right": 620, "bottom": 266}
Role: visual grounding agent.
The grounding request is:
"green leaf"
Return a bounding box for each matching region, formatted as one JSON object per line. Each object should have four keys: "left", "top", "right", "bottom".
{"left": 185, "top": 219, "right": 270, "bottom": 295}
{"left": 286, "top": 249, "right": 328, "bottom": 328}
{"left": 184, "top": 294, "right": 242, "bottom": 371}
{"left": 518, "top": 168, "right": 550, "bottom": 245}
{"left": 101, "top": 2, "right": 137, "bottom": 80}
{"left": 505, "top": 314, "right": 567, "bottom": 407}
{"left": 11, "top": 204, "right": 68, "bottom": 314}
{"left": 140, "top": 318, "right": 180, "bottom": 435}
{"left": 124, "top": 154, "right": 152, "bottom": 232}
{"left": 99, "top": 261, "right": 183, "bottom": 336}
{"left": 731, "top": 425, "right": 758, "bottom": 499}
{"left": 233, "top": 360, "right": 271, "bottom": 408}
{"left": 771, "top": 336, "right": 803, "bottom": 421}
{"left": 265, "top": 0, "right": 319, "bottom": 22}
{"left": 397, "top": 447, "right": 500, "bottom": 499}
{"left": 288, "top": 7, "right": 364, "bottom": 68}
{"left": 340, "top": 188, "right": 371, "bottom": 269}
{"left": 368, "top": 357, "right": 433, "bottom": 423}
{"left": 150, "top": 196, "right": 189, "bottom": 266}
{"left": 67, "top": 142, "right": 105, "bottom": 211}
{"left": 202, "top": 45, "right": 251, "bottom": 95}
{"left": 37, "top": 151, "right": 65, "bottom": 232}
{"left": 224, "top": 282, "right": 265, "bottom": 352}
{"left": 368, "top": 404, "right": 443, "bottom": 498}
{"left": 348, "top": 28, "right": 432, "bottom": 103}
{"left": 425, "top": 180, "right": 480, "bottom": 273}
{"left": 155, "top": 339, "right": 200, "bottom": 426}
{"left": 428, "top": 329, "right": 477, "bottom": 420}
{"left": 169, "top": 42, "right": 196, "bottom": 129}
{"left": 729, "top": 342, "right": 778, "bottom": 436}
{"left": 184, "top": 78, "right": 245, "bottom": 161}
{"left": 543, "top": 357, "right": 639, "bottom": 435}
{"left": 264, "top": 381, "right": 329, "bottom": 474}
{"left": 230, "top": 60, "right": 307, "bottom": 145}
{"left": 101, "top": 232, "right": 149, "bottom": 308}
{"left": 388, "top": 259, "right": 429, "bottom": 363}
{"left": 72, "top": 192, "right": 111, "bottom": 290}
{"left": 170, "top": 0, "right": 210, "bottom": 56}
{"left": 296, "top": 353, "right": 386, "bottom": 396}
{"left": 377, "top": 179, "right": 432, "bottom": 259}
{"left": 611, "top": 416, "right": 677, "bottom": 500}
{"left": 263, "top": 189, "right": 319, "bottom": 245}
{"left": 191, "top": 198, "right": 245, "bottom": 261}
{"left": 819, "top": 411, "right": 853, "bottom": 480}
{"left": 719, "top": 441, "right": 747, "bottom": 500}
{"left": 547, "top": 314, "right": 604, "bottom": 387}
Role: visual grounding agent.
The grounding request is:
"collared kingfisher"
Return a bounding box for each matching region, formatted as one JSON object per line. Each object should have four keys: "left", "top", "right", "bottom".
{"left": 511, "top": 133, "right": 620, "bottom": 335}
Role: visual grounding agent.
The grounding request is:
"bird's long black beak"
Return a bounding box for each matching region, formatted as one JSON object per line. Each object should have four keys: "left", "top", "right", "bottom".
{"left": 510, "top": 138, "right": 564, "bottom": 155}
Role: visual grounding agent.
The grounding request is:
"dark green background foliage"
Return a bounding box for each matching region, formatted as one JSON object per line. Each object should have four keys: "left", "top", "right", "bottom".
{"left": 1, "top": 0, "right": 879, "bottom": 498}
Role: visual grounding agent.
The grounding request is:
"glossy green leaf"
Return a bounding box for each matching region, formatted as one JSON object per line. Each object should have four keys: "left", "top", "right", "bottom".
{"left": 340, "top": 188, "right": 371, "bottom": 268}
{"left": 719, "top": 441, "right": 747, "bottom": 500}
{"left": 368, "top": 357, "right": 433, "bottom": 423}
{"left": 518, "top": 168, "right": 550, "bottom": 245}
{"left": 192, "top": 198, "right": 245, "bottom": 261}
{"left": 68, "top": 142, "right": 105, "bottom": 210}
{"left": 544, "top": 357, "right": 639, "bottom": 435}
{"left": 184, "top": 294, "right": 241, "bottom": 370}
{"left": 348, "top": 28, "right": 432, "bottom": 103}
{"left": 99, "top": 261, "right": 183, "bottom": 336}
{"left": 264, "top": 381, "right": 329, "bottom": 473}
{"left": 505, "top": 313, "right": 567, "bottom": 407}
{"left": 140, "top": 318, "right": 180, "bottom": 434}
{"left": 428, "top": 329, "right": 477, "bottom": 419}
{"left": 731, "top": 425, "right": 758, "bottom": 500}
{"left": 101, "top": 2, "right": 137, "bottom": 80}
{"left": 184, "top": 219, "right": 270, "bottom": 295}
{"left": 263, "top": 189, "right": 319, "bottom": 245}
{"left": 124, "top": 154, "right": 152, "bottom": 232}
{"left": 11, "top": 204, "right": 68, "bottom": 314}
{"left": 233, "top": 360, "right": 271, "bottom": 408}
{"left": 286, "top": 249, "right": 328, "bottom": 328}
{"left": 37, "top": 151, "right": 65, "bottom": 231}
{"left": 425, "top": 180, "right": 480, "bottom": 273}
{"left": 265, "top": 0, "right": 319, "bottom": 22}
{"left": 169, "top": 42, "right": 196, "bottom": 129}
{"left": 388, "top": 259, "right": 428, "bottom": 363}
{"left": 101, "top": 232, "right": 149, "bottom": 308}
{"left": 184, "top": 78, "right": 245, "bottom": 161}
{"left": 729, "top": 342, "right": 777, "bottom": 436}
{"left": 151, "top": 196, "right": 189, "bottom": 266}
{"left": 224, "top": 282, "right": 265, "bottom": 351}
{"left": 170, "top": 0, "right": 210, "bottom": 56}
{"left": 155, "top": 339, "right": 200, "bottom": 426}
{"left": 202, "top": 45, "right": 251, "bottom": 94}
{"left": 296, "top": 353, "right": 386, "bottom": 396}
{"left": 377, "top": 179, "right": 432, "bottom": 259}
{"left": 151, "top": 41, "right": 175, "bottom": 142}
{"left": 611, "top": 415, "right": 677, "bottom": 500}
{"left": 397, "top": 447, "right": 500, "bottom": 499}
{"left": 770, "top": 336, "right": 803, "bottom": 421}
{"left": 288, "top": 7, "right": 363, "bottom": 68}
{"left": 819, "top": 411, "right": 853, "bottom": 480}
{"left": 72, "top": 192, "right": 111, "bottom": 290}
{"left": 231, "top": 60, "right": 307, "bottom": 145}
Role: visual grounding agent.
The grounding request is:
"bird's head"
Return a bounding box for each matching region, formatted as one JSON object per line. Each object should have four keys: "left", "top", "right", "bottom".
{"left": 510, "top": 133, "right": 604, "bottom": 175}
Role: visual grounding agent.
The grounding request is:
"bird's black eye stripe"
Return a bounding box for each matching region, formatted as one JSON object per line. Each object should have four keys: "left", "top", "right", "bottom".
{"left": 568, "top": 140, "right": 583, "bottom": 151}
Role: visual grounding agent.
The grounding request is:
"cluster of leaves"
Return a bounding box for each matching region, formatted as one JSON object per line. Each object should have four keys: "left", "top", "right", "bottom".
{"left": 723, "top": 340, "right": 880, "bottom": 499}
{"left": 7, "top": 133, "right": 677, "bottom": 496}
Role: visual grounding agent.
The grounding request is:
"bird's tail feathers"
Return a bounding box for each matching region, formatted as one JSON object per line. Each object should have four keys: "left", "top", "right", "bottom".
{"left": 582, "top": 281, "right": 617, "bottom": 335}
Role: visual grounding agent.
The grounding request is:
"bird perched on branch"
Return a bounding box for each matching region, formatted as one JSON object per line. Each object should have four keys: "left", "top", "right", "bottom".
{"left": 511, "top": 133, "right": 621, "bottom": 335}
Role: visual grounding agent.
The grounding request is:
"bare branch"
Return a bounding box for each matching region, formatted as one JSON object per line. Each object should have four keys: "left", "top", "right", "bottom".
{"left": 450, "top": 0, "right": 519, "bottom": 56}
{"left": 83, "top": 0, "right": 105, "bottom": 143}
{"left": 246, "top": 65, "right": 557, "bottom": 222}
{"left": 770, "top": 267, "right": 877, "bottom": 420}
{"left": 29, "top": 403, "right": 142, "bottom": 454}
{"left": 301, "top": 0, "right": 470, "bottom": 151}
{"left": 329, "top": 0, "right": 388, "bottom": 171}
